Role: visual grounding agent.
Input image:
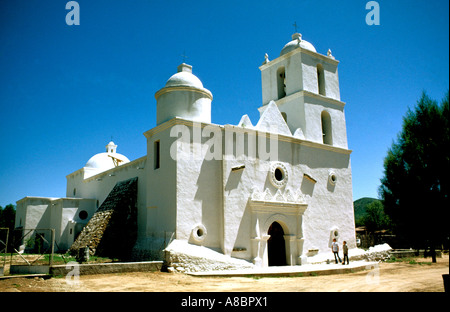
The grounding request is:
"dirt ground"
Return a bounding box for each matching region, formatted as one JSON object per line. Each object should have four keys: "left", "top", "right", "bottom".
{"left": 0, "top": 255, "right": 448, "bottom": 292}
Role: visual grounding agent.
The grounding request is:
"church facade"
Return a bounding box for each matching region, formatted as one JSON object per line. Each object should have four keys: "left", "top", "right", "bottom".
{"left": 16, "top": 33, "right": 355, "bottom": 266}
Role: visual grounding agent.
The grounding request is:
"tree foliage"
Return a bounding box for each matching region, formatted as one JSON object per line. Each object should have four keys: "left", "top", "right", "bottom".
{"left": 379, "top": 91, "right": 449, "bottom": 257}
{"left": 0, "top": 204, "right": 16, "bottom": 230}
{"left": 362, "top": 201, "right": 390, "bottom": 233}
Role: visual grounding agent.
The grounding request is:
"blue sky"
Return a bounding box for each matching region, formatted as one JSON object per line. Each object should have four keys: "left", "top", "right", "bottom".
{"left": 0, "top": 0, "right": 448, "bottom": 207}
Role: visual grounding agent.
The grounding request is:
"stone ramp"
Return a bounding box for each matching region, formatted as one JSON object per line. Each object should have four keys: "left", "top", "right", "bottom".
{"left": 188, "top": 261, "right": 379, "bottom": 278}
{"left": 165, "top": 240, "right": 382, "bottom": 277}
{"left": 69, "top": 177, "right": 138, "bottom": 260}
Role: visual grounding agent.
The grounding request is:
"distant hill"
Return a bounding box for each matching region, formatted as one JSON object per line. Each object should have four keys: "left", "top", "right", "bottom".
{"left": 354, "top": 197, "right": 381, "bottom": 225}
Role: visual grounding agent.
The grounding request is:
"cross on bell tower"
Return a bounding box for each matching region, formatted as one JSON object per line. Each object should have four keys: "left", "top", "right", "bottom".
{"left": 181, "top": 51, "right": 188, "bottom": 63}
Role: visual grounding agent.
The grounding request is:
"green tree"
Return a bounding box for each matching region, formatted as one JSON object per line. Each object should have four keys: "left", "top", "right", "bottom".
{"left": 379, "top": 91, "right": 449, "bottom": 262}
{"left": 362, "top": 201, "right": 389, "bottom": 233}
{"left": 0, "top": 204, "right": 16, "bottom": 252}
{"left": 0, "top": 204, "right": 16, "bottom": 230}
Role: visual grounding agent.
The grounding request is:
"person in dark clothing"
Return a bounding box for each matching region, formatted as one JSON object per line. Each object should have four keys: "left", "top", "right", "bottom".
{"left": 342, "top": 240, "right": 349, "bottom": 265}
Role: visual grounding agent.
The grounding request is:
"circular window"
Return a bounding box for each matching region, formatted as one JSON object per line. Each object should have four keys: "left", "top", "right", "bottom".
{"left": 274, "top": 168, "right": 284, "bottom": 181}
{"left": 328, "top": 171, "right": 337, "bottom": 185}
{"left": 192, "top": 224, "right": 207, "bottom": 243}
{"left": 78, "top": 210, "right": 88, "bottom": 220}
{"left": 269, "top": 163, "right": 288, "bottom": 188}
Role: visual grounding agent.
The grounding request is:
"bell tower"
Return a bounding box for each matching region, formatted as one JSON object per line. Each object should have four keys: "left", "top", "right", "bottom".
{"left": 155, "top": 63, "right": 213, "bottom": 126}
{"left": 259, "top": 33, "right": 348, "bottom": 149}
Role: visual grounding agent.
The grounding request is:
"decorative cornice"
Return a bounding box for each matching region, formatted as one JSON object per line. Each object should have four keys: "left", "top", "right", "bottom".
{"left": 249, "top": 188, "right": 308, "bottom": 215}
{"left": 143, "top": 117, "right": 352, "bottom": 155}
{"left": 259, "top": 46, "right": 339, "bottom": 71}
{"left": 154, "top": 85, "right": 213, "bottom": 100}
{"left": 259, "top": 90, "right": 345, "bottom": 110}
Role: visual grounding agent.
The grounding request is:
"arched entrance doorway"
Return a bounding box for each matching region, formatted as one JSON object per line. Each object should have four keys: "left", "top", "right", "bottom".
{"left": 267, "top": 222, "right": 287, "bottom": 266}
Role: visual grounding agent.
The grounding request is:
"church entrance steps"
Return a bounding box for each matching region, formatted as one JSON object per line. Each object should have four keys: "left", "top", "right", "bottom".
{"left": 187, "top": 260, "right": 378, "bottom": 278}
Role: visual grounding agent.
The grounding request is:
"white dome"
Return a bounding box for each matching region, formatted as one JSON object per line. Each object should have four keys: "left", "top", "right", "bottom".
{"left": 85, "top": 152, "right": 130, "bottom": 171}
{"left": 165, "top": 71, "right": 204, "bottom": 89}
{"left": 84, "top": 141, "right": 130, "bottom": 172}
{"left": 280, "top": 33, "right": 316, "bottom": 56}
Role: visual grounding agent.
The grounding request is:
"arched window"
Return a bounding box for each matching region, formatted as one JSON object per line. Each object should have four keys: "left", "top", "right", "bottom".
{"left": 277, "top": 66, "right": 286, "bottom": 99}
{"left": 321, "top": 110, "right": 332, "bottom": 145}
{"left": 317, "top": 64, "right": 325, "bottom": 96}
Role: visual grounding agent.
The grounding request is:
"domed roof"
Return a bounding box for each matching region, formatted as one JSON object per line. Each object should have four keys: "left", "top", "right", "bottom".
{"left": 85, "top": 153, "right": 130, "bottom": 170}
{"left": 165, "top": 71, "right": 204, "bottom": 88}
{"left": 280, "top": 33, "right": 316, "bottom": 56}
{"left": 164, "top": 63, "right": 203, "bottom": 89}
{"left": 84, "top": 141, "right": 130, "bottom": 171}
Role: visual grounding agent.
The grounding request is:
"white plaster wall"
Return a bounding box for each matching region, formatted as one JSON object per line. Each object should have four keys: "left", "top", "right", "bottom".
{"left": 14, "top": 198, "right": 53, "bottom": 251}
{"left": 260, "top": 52, "right": 303, "bottom": 106}
{"left": 303, "top": 98, "right": 348, "bottom": 149}
{"left": 285, "top": 53, "right": 303, "bottom": 96}
{"left": 15, "top": 197, "right": 98, "bottom": 251}
{"left": 15, "top": 200, "right": 28, "bottom": 228}
{"left": 68, "top": 159, "right": 145, "bottom": 209}
{"left": 300, "top": 53, "right": 340, "bottom": 101}
{"left": 260, "top": 60, "right": 281, "bottom": 105}
{"left": 260, "top": 50, "right": 342, "bottom": 141}
{"left": 145, "top": 127, "right": 177, "bottom": 239}
{"left": 301, "top": 61, "right": 319, "bottom": 94}
{"left": 293, "top": 144, "right": 356, "bottom": 255}
{"left": 323, "top": 63, "right": 340, "bottom": 100}
{"left": 276, "top": 95, "right": 306, "bottom": 135}
{"left": 222, "top": 136, "right": 267, "bottom": 258}
{"left": 58, "top": 199, "right": 97, "bottom": 250}
{"left": 21, "top": 199, "right": 52, "bottom": 230}
{"left": 68, "top": 158, "right": 146, "bottom": 206}
{"left": 175, "top": 128, "right": 223, "bottom": 250}
{"left": 218, "top": 129, "right": 354, "bottom": 264}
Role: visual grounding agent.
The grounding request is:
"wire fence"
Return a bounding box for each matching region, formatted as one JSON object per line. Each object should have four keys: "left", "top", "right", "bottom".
{"left": 8, "top": 228, "right": 59, "bottom": 267}
{"left": 0, "top": 228, "right": 9, "bottom": 275}
{"left": 2, "top": 227, "right": 176, "bottom": 276}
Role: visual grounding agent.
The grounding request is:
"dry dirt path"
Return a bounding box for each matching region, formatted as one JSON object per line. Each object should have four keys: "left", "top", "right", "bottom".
{"left": 1, "top": 255, "right": 448, "bottom": 293}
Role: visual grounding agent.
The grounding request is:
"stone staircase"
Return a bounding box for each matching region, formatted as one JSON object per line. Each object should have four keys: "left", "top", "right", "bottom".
{"left": 69, "top": 177, "right": 138, "bottom": 261}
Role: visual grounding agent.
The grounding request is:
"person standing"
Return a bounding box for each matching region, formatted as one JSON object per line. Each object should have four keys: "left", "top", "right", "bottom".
{"left": 331, "top": 238, "right": 341, "bottom": 264}
{"left": 342, "top": 241, "right": 349, "bottom": 265}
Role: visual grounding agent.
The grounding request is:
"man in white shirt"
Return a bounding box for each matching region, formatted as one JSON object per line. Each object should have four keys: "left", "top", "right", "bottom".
{"left": 331, "top": 238, "right": 341, "bottom": 264}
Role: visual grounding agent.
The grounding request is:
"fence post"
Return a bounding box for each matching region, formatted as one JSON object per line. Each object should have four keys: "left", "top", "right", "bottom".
{"left": 50, "top": 229, "right": 55, "bottom": 267}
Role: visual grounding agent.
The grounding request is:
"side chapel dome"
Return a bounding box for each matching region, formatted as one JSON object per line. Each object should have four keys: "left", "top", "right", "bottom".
{"left": 85, "top": 141, "right": 130, "bottom": 172}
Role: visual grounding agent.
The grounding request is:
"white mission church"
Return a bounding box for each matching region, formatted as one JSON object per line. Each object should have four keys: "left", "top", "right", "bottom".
{"left": 15, "top": 32, "right": 356, "bottom": 267}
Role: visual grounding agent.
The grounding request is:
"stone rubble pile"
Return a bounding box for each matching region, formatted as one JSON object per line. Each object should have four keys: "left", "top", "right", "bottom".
{"left": 70, "top": 210, "right": 114, "bottom": 255}
{"left": 308, "top": 243, "right": 392, "bottom": 264}
{"left": 350, "top": 243, "right": 392, "bottom": 262}
{"left": 69, "top": 177, "right": 138, "bottom": 260}
{"left": 164, "top": 240, "right": 253, "bottom": 273}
